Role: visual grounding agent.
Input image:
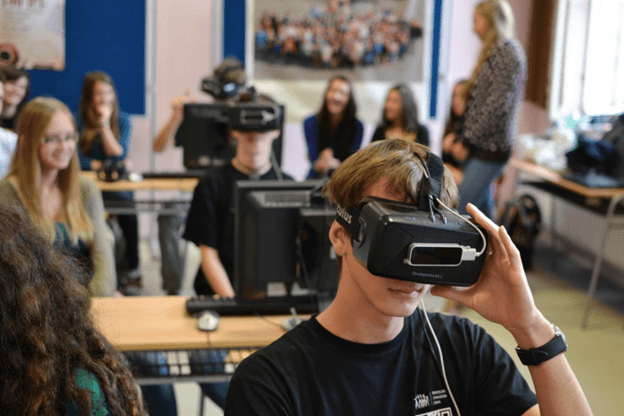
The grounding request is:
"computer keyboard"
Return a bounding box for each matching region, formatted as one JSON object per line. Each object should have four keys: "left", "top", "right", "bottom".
{"left": 123, "top": 347, "right": 258, "bottom": 381}
{"left": 185, "top": 295, "right": 319, "bottom": 316}
{"left": 141, "top": 170, "right": 205, "bottom": 179}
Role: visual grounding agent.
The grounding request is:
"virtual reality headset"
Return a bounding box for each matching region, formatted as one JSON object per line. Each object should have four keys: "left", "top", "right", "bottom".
{"left": 335, "top": 153, "right": 488, "bottom": 286}
{"left": 228, "top": 102, "right": 283, "bottom": 132}
{"left": 201, "top": 58, "right": 247, "bottom": 100}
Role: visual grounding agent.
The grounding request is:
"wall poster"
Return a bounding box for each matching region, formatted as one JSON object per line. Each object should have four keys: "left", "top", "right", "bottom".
{"left": 0, "top": 0, "right": 66, "bottom": 70}
{"left": 250, "top": 0, "right": 428, "bottom": 83}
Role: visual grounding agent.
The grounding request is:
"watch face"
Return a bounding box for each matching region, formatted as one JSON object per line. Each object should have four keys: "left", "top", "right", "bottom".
{"left": 552, "top": 324, "right": 568, "bottom": 347}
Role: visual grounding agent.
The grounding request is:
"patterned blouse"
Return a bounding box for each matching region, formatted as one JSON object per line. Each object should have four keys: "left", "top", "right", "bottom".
{"left": 461, "top": 38, "right": 527, "bottom": 162}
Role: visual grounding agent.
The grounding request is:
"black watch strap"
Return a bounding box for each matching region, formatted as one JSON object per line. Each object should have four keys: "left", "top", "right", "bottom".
{"left": 516, "top": 324, "right": 568, "bottom": 366}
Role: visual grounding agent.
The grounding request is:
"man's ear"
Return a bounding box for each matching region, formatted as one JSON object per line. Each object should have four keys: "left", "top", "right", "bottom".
{"left": 329, "top": 220, "right": 351, "bottom": 257}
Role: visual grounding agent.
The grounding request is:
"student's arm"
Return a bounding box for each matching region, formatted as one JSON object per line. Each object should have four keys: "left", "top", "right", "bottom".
{"left": 432, "top": 204, "right": 592, "bottom": 416}
{"left": 199, "top": 244, "right": 235, "bottom": 298}
{"left": 97, "top": 105, "right": 124, "bottom": 157}
{"left": 153, "top": 91, "right": 192, "bottom": 152}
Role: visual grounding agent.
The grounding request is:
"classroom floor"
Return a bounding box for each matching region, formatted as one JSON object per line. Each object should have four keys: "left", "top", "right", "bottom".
{"left": 137, "top": 234, "right": 624, "bottom": 416}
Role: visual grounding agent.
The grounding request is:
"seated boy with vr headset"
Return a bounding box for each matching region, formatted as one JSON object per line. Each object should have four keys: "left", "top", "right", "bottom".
{"left": 224, "top": 139, "right": 592, "bottom": 416}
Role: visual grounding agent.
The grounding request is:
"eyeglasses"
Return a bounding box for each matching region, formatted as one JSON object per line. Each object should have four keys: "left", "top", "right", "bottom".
{"left": 41, "top": 133, "right": 79, "bottom": 146}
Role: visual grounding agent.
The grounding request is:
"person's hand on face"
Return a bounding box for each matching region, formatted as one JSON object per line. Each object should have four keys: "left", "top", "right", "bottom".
{"left": 92, "top": 81, "right": 115, "bottom": 127}
{"left": 431, "top": 204, "right": 542, "bottom": 333}
{"left": 96, "top": 104, "right": 113, "bottom": 127}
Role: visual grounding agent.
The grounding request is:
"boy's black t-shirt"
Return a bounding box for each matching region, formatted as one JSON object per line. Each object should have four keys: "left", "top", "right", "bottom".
{"left": 225, "top": 312, "right": 538, "bottom": 416}
{"left": 183, "top": 163, "right": 292, "bottom": 295}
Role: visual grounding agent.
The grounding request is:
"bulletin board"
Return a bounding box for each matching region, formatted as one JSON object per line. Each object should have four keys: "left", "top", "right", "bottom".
{"left": 26, "top": 1, "right": 146, "bottom": 115}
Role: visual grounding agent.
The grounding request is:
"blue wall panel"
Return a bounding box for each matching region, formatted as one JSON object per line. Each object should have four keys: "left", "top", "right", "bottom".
{"left": 27, "top": 2, "right": 146, "bottom": 115}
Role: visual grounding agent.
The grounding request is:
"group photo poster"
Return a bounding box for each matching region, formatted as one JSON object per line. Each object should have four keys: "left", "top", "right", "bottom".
{"left": 249, "top": 0, "right": 429, "bottom": 83}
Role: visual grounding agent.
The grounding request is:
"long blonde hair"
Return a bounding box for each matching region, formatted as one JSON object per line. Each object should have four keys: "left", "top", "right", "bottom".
{"left": 463, "top": 0, "right": 516, "bottom": 99}
{"left": 8, "top": 97, "right": 93, "bottom": 244}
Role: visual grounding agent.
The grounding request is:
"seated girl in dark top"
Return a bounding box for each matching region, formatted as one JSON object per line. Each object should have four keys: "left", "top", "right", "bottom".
{"left": 0, "top": 65, "right": 30, "bottom": 132}
{"left": 371, "top": 83, "right": 429, "bottom": 147}
{"left": 0, "top": 201, "right": 144, "bottom": 415}
{"left": 76, "top": 71, "right": 141, "bottom": 295}
{"left": 303, "top": 76, "right": 363, "bottom": 178}
{"left": 442, "top": 79, "right": 468, "bottom": 185}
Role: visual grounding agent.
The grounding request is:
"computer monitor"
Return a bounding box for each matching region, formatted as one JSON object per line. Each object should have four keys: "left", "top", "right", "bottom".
{"left": 234, "top": 180, "right": 339, "bottom": 307}
{"left": 175, "top": 103, "right": 284, "bottom": 171}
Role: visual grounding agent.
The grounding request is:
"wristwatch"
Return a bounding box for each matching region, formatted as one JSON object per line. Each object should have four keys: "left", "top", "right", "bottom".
{"left": 516, "top": 324, "right": 568, "bottom": 366}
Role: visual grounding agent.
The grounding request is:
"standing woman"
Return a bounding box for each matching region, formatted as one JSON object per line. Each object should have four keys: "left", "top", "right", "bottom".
{"left": 304, "top": 75, "right": 363, "bottom": 178}
{"left": 452, "top": 0, "right": 527, "bottom": 218}
{"left": 0, "top": 65, "right": 31, "bottom": 132}
{"left": 0, "top": 97, "right": 116, "bottom": 297}
{"left": 371, "top": 83, "right": 429, "bottom": 147}
{"left": 0, "top": 202, "right": 143, "bottom": 415}
{"left": 77, "top": 71, "right": 142, "bottom": 295}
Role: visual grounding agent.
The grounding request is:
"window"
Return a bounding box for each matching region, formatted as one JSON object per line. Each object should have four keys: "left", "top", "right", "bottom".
{"left": 550, "top": 0, "right": 624, "bottom": 118}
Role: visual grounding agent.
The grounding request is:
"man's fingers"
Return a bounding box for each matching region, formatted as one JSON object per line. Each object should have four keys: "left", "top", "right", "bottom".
{"left": 498, "top": 226, "right": 522, "bottom": 270}
{"left": 465, "top": 203, "right": 506, "bottom": 258}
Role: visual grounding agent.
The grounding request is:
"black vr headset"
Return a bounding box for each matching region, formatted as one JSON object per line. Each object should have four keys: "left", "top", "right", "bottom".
{"left": 228, "top": 101, "right": 283, "bottom": 132}
{"left": 201, "top": 58, "right": 247, "bottom": 100}
{"left": 335, "top": 152, "right": 488, "bottom": 286}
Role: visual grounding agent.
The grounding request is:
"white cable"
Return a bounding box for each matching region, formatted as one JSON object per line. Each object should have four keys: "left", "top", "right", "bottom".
{"left": 418, "top": 157, "right": 487, "bottom": 256}
{"left": 420, "top": 300, "right": 461, "bottom": 416}
{"left": 435, "top": 198, "right": 487, "bottom": 257}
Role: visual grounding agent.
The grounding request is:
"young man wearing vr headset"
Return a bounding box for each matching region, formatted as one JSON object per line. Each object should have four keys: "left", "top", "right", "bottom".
{"left": 224, "top": 139, "right": 591, "bottom": 416}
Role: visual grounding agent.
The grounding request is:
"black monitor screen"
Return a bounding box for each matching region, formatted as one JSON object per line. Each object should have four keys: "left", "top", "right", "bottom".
{"left": 175, "top": 103, "right": 284, "bottom": 171}
{"left": 234, "top": 180, "right": 339, "bottom": 306}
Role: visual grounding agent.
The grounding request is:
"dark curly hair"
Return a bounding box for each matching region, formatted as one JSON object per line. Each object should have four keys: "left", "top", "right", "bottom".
{"left": 0, "top": 202, "right": 144, "bottom": 416}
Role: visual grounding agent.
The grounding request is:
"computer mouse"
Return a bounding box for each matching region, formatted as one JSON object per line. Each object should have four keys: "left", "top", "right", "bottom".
{"left": 281, "top": 317, "right": 304, "bottom": 332}
{"left": 127, "top": 172, "right": 143, "bottom": 182}
{"left": 197, "top": 310, "right": 220, "bottom": 332}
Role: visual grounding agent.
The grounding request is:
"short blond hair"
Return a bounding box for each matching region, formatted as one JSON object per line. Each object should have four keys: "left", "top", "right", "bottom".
{"left": 324, "top": 140, "right": 459, "bottom": 220}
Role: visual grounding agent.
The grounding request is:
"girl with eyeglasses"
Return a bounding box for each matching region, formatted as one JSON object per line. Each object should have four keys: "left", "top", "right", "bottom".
{"left": 0, "top": 96, "right": 117, "bottom": 297}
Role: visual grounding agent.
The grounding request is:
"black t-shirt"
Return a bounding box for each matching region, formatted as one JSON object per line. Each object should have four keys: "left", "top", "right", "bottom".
{"left": 371, "top": 124, "right": 430, "bottom": 148}
{"left": 0, "top": 115, "right": 17, "bottom": 132}
{"left": 183, "top": 163, "right": 293, "bottom": 295}
{"left": 225, "top": 312, "right": 538, "bottom": 416}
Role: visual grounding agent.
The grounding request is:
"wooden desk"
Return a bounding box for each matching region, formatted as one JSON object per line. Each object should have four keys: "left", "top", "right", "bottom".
{"left": 92, "top": 296, "right": 288, "bottom": 351}
{"left": 509, "top": 158, "right": 624, "bottom": 200}
{"left": 82, "top": 171, "right": 198, "bottom": 192}
{"left": 509, "top": 158, "right": 624, "bottom": 328}
{"left": 92, "top": 296, "right": 292, "bottom": 385}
